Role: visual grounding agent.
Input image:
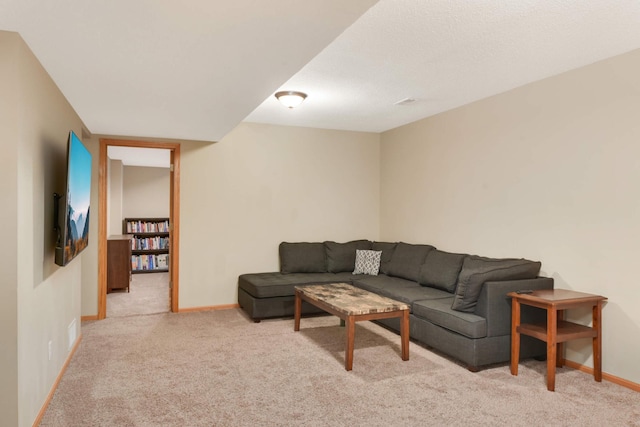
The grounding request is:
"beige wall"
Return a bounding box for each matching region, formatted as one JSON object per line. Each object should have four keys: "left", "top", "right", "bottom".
{"left": 81, "top": 124, "right": 379, "bottom": 313}
{"left": 0, "top": 31, "right": 20, "bottom": 427}
{"left": 122, "top": 165, "right": 170, "bottom": 219}
{"left": 179, "top": 123, "right": 380, "bottom": 308}
{"left": 0, "top": 31, "right": 87, "bottom": 426}
{"left": 381, "top": 48, "right": 640, "bottom": 384}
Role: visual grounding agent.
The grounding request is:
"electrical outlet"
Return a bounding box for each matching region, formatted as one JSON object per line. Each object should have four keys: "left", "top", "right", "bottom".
{"left": 48, "top": 341, "right": 52, "bottom": 361}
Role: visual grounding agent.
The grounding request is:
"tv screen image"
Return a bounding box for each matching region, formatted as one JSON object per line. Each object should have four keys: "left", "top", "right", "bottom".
{"left": 55, "top": 131, "right": 92, "bottom": 267}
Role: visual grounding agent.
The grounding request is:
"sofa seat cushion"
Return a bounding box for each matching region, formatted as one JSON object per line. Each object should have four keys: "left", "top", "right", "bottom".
{"left": 324, "top": 240, "right": 372, "bottom": 273}
{"left": 413, "top": 298, "right": 487, "bottom": 339}
{"left": 385, "top": 242, "right": 435, "bottom": 282}
{"left": 452, "top": 256, "right": 542, "bottom": 312}
{"left": 279, "top": 242, "right": 327, "bottom": 273}
{"left": 377, "top": 285, "right": 453, "bottom": 308}
{"left": 418, "top": 249, "right": 466, "bottom": 293}
{"left": 352, "top": 276, "right": 452, "bottom": 308}
{"left": 239, "top": 272, "right": 359, "bottom": 298}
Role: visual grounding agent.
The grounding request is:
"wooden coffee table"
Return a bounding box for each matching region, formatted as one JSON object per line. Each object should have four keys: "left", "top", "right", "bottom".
{"left": 294, "top": 282, "right": 410, "bottom": 371}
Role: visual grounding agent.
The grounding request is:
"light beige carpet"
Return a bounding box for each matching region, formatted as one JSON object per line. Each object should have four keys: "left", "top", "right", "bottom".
{"left": 41, "top": 309, "right": 639, "bottom": 426}
{"left": 107, "top": 272, "right": 169, "bottom": 318}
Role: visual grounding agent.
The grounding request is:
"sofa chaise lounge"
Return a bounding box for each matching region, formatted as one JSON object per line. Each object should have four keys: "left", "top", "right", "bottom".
{"left": 238, "top": 240, "right": 553, "bottom": 370}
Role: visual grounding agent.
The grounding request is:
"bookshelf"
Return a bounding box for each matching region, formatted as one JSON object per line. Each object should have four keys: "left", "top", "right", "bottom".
{"left": 123, "top": 217, "right": 170, "bottom": 274}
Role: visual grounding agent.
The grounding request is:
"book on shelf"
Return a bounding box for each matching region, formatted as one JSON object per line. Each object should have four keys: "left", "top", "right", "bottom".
{"left": 131, "top": 253, "right": 170, "bottom": 271}
{"left": 131, "top": 236, "right": 170, "bottom": 251}
{"left": 125, "top": 219, "right": 170, "bottom": 234}
{"left": 156, "top": 254, "right": 168, "bottom": 269}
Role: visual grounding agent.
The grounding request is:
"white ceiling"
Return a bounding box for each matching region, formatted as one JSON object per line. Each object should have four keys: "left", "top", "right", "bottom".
{"left": 2, "top": 1, "right": 640, "bottom": 142}
{"left": 0, "top": 0, "right": 377, "bottom": 141}
{"left": 247, "top": 0, "right": 640, "bottom": 132}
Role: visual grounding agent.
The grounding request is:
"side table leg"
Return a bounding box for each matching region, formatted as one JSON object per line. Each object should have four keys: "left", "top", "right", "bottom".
{"left": 294, "top": 291, "right": 301, "bottom": 332}
{"left": 400, "top": 309, "right": 409, "bottom": 361}
{"left": 510, "top": 298, "right": 521, "bottom": 376}
{"left": 547, "top": 308, "right": 558, "bottom": 391}
{"left": 345, "top": 316, "right": 355, "bottom": 371}
{"left": 556, "top": 310, "right": 564, "bottom": 368}
{"left": 593, "top": 301, "right": 603, "bottom": 382}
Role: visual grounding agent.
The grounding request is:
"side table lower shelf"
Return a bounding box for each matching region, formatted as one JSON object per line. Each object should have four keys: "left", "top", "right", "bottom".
{"left": 518, "top": 320, "right": 598, "bottom": 343}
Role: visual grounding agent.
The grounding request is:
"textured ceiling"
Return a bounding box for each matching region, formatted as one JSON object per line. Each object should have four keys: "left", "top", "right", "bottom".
{"left": 2, "top": 1, "right": 640, "bottom": 142}
{"left": 246, "top": 0, "right": 640, "bottom": 133}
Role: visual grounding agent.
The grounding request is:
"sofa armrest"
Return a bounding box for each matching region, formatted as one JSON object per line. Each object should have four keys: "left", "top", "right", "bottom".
{"left": 475, "top": 277, "right": 554, "bottom": 337}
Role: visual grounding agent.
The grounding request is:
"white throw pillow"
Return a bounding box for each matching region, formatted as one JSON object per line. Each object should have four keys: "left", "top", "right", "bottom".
{"left": 353, "top": 250, "right": 382, "bottom": 276}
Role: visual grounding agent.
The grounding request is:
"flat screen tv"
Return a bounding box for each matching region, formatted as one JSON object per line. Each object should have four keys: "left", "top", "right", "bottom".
{"left": 55, "top": 131, "right": 92, "bottom": 266}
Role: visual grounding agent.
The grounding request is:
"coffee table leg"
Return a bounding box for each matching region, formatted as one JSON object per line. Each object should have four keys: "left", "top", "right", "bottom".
{"left": 294, "top": 290, "right": 301, "bottom": 332}
{"left": 345, "top": 316, "right": 355, "bottom": 371}
{"left": 401, "top": 309, "right": 409, "bottom": 361}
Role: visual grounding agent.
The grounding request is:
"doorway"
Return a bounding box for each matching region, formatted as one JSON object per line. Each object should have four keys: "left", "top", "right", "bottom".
{"left": 98, "top": 138, "right": 181, "bottom": 319}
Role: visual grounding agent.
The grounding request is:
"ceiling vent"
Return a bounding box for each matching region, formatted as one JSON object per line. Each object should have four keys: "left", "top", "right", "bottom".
{"left": 394, "top": 97, "right": 416, "bottom": 106}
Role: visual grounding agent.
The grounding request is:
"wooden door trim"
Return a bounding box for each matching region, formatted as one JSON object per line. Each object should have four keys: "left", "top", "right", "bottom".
{"left": 98, "top": 138, "right": 181, "bottom": 319}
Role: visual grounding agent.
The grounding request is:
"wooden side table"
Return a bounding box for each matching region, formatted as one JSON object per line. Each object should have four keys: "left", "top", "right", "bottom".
{"left": 508, "top": 289, "right": 607, "bottom": 391}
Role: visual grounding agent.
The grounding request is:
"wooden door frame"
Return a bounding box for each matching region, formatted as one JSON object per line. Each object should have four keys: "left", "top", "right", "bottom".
{"left": 98, "top": 138, "right": 181, "bottom": 319}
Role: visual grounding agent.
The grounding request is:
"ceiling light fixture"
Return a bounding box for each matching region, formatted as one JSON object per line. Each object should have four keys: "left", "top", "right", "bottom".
{"left": 275, "top": 91, "right": 307, "bottom": 109}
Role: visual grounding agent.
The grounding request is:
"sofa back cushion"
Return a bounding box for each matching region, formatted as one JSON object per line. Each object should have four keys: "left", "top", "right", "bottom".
{"left": 418, "top": 249, "right": 466, "bottom": 293}
{"left": 385, "top": 242, "right": 435, "bottom": 282}
{"left": 372, "top": 241, "right": 397, "bottom": 275}
{"left": 324, "top": 240, "right": 372, "bottom": 273}
{"left": 279, "top": 242, "right": 327, "bottom": 273}
{"left": 452, "top": 256, "right": 542, "bottom": 312}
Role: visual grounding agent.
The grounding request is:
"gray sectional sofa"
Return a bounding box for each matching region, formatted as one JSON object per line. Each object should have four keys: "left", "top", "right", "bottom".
{"left": 238, "top": 240, "right": 553, "bottom": 370}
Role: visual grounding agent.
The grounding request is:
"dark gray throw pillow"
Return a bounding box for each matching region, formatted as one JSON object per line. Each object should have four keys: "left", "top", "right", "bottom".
{"left": 279, "top": 242, "right": 327, "bottom": 274}
{"left": 372, "top": 241, "right": 397, "bottom": 275}
{"left": 451, "top": 256, "right": 542, "bottom": 312}
{"left": 324, "top": 240, "right": 372, "bottom": 273}
{"left": 385, "top": 242, "right": 435, "bottom": 282}
{"left": 418, "top": 249, "right": 466, "bottom": 293}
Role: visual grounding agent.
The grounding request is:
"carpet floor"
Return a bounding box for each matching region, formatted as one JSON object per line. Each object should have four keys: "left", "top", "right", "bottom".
{"left": 107, "top": 272, "right": 169, "bottom": 318}
{"left": 41, "top": 309, "right": 639, "bottom": 426}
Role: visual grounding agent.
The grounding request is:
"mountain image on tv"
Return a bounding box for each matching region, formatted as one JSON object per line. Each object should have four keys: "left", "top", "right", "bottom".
{"left": 58, "top": 131, "right": 92, "bottom": 266}
{"left": 64, "top": 203, "right": 90, "bottom": 261}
